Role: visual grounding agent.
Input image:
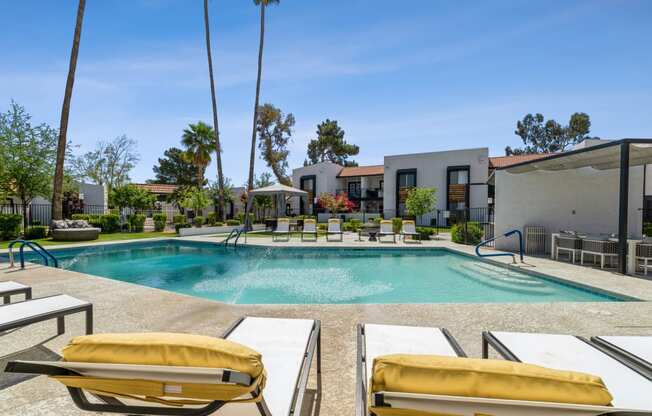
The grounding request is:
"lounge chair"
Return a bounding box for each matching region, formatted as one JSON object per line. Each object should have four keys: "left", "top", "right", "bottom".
{"left": 272, "top": 218, "right": 290, "bottom": 242}
{"left": 356, "top": 323, "right": 466, "bottom": 416}
{"left": 483, "top": 330, "right": 652, "bottom": 411}
{"left": 6, "top": 316, "right": 322, "bottom": 416}
{"left": 591, "top": 335, "right": 652, "bottom": 380}
{"left": 399, "top": 220, "right": 420, "bottom": 243}
{"left": 0, "top": 294, "right": 93, "bottom": 335}
{"left": 301, "top": 218, "right": 318, "bottom": 241}
{"left": 580, "top": 236, "right": 618, "bottom": 269}
{"left": 635, "top": 241, "right": 652, "bottom": 275}
{"left": 0, "top": 280, "right": 32, "bottom": 304}
{"left": 326, "top": 218, "right": 343, "bottom": 242}
{"left": 378, "top": 220, "right": 396, "bottom": 243}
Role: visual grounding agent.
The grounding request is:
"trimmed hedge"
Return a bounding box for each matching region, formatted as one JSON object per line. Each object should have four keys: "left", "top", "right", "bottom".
{"left": 451, "top": 222, "right": 484, "bottom": 245}
{"left": 194, "top": 216, "right": 204, "bottom": 227}
{"left": 0, "top": 214, "right": 22, "bottom": 240}
{"left": 226, "top": 219, "right": 240, "bottom": 226}
{"left": 24, "top": 225, "right": 48, "bottom": 240}
{"left": 128, "top": 214, "right": 146, "bottom": 232}
{"left": 173, "top": 214, "right": 187, "bottom": 225}
{"left": 153, "top": 214, "right": 167, "bottom": 232}
{"left": 101, "top": 214, "right": 121, "bottom": 233}
{"left": 391, "top": 217, "right": 402, "bottom": 234}
{"left": 175, "top": 223, "right": 191, "bottom": 234}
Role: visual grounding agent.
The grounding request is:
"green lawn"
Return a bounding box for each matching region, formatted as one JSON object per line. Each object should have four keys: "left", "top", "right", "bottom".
{"left": 0, "top": 232, "right": 176, "bottom": 249}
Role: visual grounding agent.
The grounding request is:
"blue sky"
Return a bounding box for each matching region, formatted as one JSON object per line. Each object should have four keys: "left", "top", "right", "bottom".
{"left": 2, "top": 0, "right": 651, "bottom": 185}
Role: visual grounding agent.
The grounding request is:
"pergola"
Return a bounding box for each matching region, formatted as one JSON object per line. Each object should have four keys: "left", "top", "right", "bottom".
{"left": 244, "top": 183, "right": 308, "bottom": 227}
{"left": 499, "top": 139, "right": 652, "bottom": 274}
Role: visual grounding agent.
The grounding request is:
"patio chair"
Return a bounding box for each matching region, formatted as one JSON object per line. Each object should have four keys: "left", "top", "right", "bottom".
{"left": 399, "top": 220, "right": 420, "bottom": 243}
{"left": 591, "top": 335, "right": 652, "bottom": 380}
{"left": 356, "top": 323, "right": 466, "bottom": 416}
{"left": 580, "top": 236, "right": 618, "bottom": 269}
{"left": 482, "top": 330, "right": 652, "bottom": 412}
{"left": 301, "top": 218, "right": 318, "bottom": 241}
{"left": 0, "top": 280, "right": 32, "bottom": 304}
{"left": 378, "top": 220, "right": 396, "bottom": 243}
{"left": 556, "top": 232, "right": 582, "bottom": 263}
{"left": 635, "top": 241, "right": 652, "bottom": 275}
{"left": 0, "top": 294, "right": 93, "bottom": 335}
{"left": 272, "top": 217, "right": 290, "bottom": 242}
{"left": 6, "top": 316, "right": 322, "bottom": 416}
{"left": 326, "top": 218, "right": 343, "bottom": 242}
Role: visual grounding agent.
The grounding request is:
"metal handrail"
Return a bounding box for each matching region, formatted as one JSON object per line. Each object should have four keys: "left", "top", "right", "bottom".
{"left": 8, "top": 240, "right": 59, "bottom": 269}
{"left": 233, "top": 229, "right": 244, "bottom": 247}
{"left": 475, "top": 229, "right": 524, "bottom": 263}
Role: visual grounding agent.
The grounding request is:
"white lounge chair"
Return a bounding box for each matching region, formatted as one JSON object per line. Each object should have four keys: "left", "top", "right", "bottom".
{"left": 301, "top": 218, "right": 318, "bottom": 241}
{"left": 483, "top": 330, "right": 652, "bottom": 412}
{"left": 591, "top": 335, "right": 652, "bottom": 380}
{"left": 272, "top": 218, "right": 290, "bottom": 242}
{"left": 356, "top": 323, "right": 466, "bottom": 416}
{"left": 400, "top": 220, "right": 420, "bottom": 243}
{"left": 6, "top": 316, "right": 322, "bottom": 416}
{"left": 378, "top": 220, "right": 396, "bottom": 243}
{"left": 326, "top": 218, "right": 343, "bottom": 242}
{"left": 0, "top": 280, "right": 32, "bottom": 304}
{"left": 0, "top": 294, "right": 92, "bottom": 335}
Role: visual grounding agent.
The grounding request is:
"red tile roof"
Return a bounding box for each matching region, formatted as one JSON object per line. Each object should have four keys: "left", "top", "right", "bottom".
{"left": 134, "top": 183, "right": 179, "bottom": 195}
{"left": 489, "top": 154, "right": 553, "bottom": 169}
{"left": 337, "top": 165, "right": 384, "bottom": 177}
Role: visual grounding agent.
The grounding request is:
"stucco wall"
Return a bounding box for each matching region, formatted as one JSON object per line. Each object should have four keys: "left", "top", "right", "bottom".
{"left": 494, "top": 166, "right": 644, "bottom": 252}
{"left": 291, "top": 162, "right": 343, "bottom": 213}
{"left": 383, "top": 147, "right": 489, "bottom": 217}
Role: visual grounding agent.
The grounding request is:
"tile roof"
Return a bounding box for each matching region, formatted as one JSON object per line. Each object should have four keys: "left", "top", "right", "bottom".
{"left": 489, "top": 153, "right": 553, "bottom": 169}
{"left": 133, "top": 183, "right": 180, "bottom": 195}
{"left": 337, "top": 165, "right": 384, "bottom": 177}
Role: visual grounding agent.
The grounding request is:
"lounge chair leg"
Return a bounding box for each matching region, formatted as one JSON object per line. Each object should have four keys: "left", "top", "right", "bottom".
{"left": 85, "top": 307, "right": 93, "bottom": 335}
{"left": 482, "top": 336, "right": 489, "bottom": 359}
{"left": 3, "top": 295, "right": 9, "bottom": 305}
{"left": 57, "top": 316, "right": 65, "bottom": 335}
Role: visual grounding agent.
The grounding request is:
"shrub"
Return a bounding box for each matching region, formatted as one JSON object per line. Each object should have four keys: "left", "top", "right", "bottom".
{"left": 175, "top": 222, "right": 191, "bottom": 234}
{"left": 128, "top": 214, "right": 146, "bottom": 232}
{"left": 71, "top": 214, "right": 90, "bottom": 221}
{"left": 645, "top": 223, "right": 652, "bottom": 237}
{"left": 207, "top": 212, "right": 217, "bottom": 226}
{"left": 318, "top": 223, "right": 327, "bottom": 231}
{"left": 451, "top": 222, "right": 484, "bottom": 245}
{"left": 236, "top": 212, "right": 255, "bottom": 225}
{"left": 173, "top": 214, "right": 187, "bottom": 224}
{"left": 153, "top": 214, "right": 167, "bottom": 232}
{"left": 24, "top": 225, "right": 48, "bottom": 240}
{"left": 343, "top": 219, "right": 362, "bottom": 232}
{"left": 0, "top": 214, "right": 22, "bottom": 240}
{"left": 100, "top": 214, "right": 121, "bottom": 233}
{"left": 226, "top": 219, "right": 240, "bottom": 226}
{"left": 213, "top": 221, "right": 224, "bottom": 227}
{"left": 391, "top": 217, "right": 402, "bottom": 234}
{"left": 194, "top": 216, "right": 204, "bottom": 228}
{"left": 416, "top": 226, "right": 435, "bottom": 240}
{"left": 31, "top": 219, "right": 42, "bottom": 226}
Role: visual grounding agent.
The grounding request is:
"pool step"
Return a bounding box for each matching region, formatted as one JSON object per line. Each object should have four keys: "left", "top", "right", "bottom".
{"left": 449, "top": 261, "right": 552, "bottom": 295}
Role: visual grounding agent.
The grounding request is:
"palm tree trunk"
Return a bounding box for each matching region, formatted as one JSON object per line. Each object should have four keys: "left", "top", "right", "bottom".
{"left": 203, "top": 0, "right": 227, "bottom": 222}
{"left": 247, "top": 3, "right": 266, "bottom": 192}
{"left": 52, "top": 0, "right": 85, "bottom": 221}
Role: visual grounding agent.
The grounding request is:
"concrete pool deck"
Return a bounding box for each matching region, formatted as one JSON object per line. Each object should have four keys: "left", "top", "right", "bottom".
{"left": 1, "top": 233, "right": 652, "bottom": 415}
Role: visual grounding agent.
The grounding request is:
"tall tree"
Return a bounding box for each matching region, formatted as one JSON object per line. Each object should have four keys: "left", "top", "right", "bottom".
{"left": 151, "top": 147, "right": 199, "bottom": 186}
{"left": 52, "top": 0, "right": 86, "bottom": 221}
{"left": 203, "top": 0, "right": 226, "bottom": 221}
{"left": 305, "top": 119, "right": 359, "bottom": 166}
{"left": 506, "top": 112, "right": 598, "bottom": 155}
{"left": 181, "top": 122, "right": 214, "bottom": 186}
{"left": 246, "top": 0, "right": 280, "bottom": 192}
{"left": 256, "top": 103, "right": 294, "bottom": 186}
{"left": 72, "top": 135, "right": 140, "bottom": 192}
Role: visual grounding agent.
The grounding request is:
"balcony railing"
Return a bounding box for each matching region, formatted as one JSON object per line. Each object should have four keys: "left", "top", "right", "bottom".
{"left": 335, "top": 189, "right": 383, "bottom": 200}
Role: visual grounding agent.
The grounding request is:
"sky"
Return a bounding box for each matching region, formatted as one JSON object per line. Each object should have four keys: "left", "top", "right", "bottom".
{"left": 2, "top": 0, "right": 652, "bottom": 186}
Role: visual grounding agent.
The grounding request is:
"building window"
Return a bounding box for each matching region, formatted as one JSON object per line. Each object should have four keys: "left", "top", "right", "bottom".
{"left": 396, "top": 169, "right": 417, "bottom": 217}
{"left": 447, "top": 166, "right": 470, "bottom": 211}
{"left": 347, "top": 181, "right": 361, "bottom": 199}
{"left": 300, "top": 175, "right": 316, "bottom": 215}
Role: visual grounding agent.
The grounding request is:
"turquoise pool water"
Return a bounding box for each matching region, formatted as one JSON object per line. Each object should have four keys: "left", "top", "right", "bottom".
{"left": 14, "top": 241, "right": 622, "bottom": 304}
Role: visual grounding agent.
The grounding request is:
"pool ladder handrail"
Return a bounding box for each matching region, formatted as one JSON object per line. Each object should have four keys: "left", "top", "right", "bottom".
{"left": 223, "top": 227, "right": 244, "bottom": 247}
{"left": 475, "top": 229, "right": 524, "bottom": 264}
{"left": 8, "top": 239, "right": 60, "bottom": 269}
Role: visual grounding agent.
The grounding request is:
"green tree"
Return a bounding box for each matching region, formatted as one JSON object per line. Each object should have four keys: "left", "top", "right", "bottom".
{"left": 109, "top": 184, "right": 155, "bottom": 211}
{"left": 151, "top": 147, "right": 199, "bottom": 186}
{"left": 182, "top": 122, "right": 214, "bottom": 186}
{"left": 305, "top": 119, "right": 359, "bottom": 166}
{"left": 203, "top": 0, "right": 227, "bottom": 222}
{"left": 257, "top": 103, "right": 294, "bottom": 186}
{"left": 53, "top": 0, "right": 86, "bottom": 221}
{"left": 71, "top": 135, "right": 139, "bottom": 192}
{"left": 247, "top": 0, "right": 280, "bottom": 192}
{"left": 405, "top": 187, "right": 437, "bottom": 220}
{"left": 506, "top": 112, "right": 598, "bottom": 155}
{"left": 182, "top": 187, "right": 210, "bottom": 215}
{"left": 0, "top": 102, "right": 58, "bottom": 229}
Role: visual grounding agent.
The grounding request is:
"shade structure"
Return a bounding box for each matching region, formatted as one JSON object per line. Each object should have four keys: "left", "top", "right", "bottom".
{"left": 245, "top": 184, "right": 308, "bottom": 223}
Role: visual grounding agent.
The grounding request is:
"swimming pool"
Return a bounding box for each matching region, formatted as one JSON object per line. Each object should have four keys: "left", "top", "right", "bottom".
{"left": 11, "top": 240, "right": 624, "bottom": 304}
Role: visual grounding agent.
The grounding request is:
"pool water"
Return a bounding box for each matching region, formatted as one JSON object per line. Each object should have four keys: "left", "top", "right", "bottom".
{"left": 18, "top": 241, "right": 621, "bottom": 304}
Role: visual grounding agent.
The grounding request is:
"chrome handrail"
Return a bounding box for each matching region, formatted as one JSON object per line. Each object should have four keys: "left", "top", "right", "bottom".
{"left": 8, "top": 240, "right": 59, "bottom": 269}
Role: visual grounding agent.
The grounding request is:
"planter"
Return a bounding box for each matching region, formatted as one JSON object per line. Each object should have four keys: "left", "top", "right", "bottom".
{"left": 51, "top": 228, "right": 101, "bottom": 241}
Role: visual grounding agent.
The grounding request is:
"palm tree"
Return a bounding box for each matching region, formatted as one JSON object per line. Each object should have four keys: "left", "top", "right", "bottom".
{"left": 246, "top": 0, "right": 279, "bottom": 192}
{"left": 203, "top": 0, "right": 227, "bottom": 221}
{"left": 52, "top": 0, "right": 86, "bottom": 221}
{"left": 181, "top": 122, "right": 214, "bottom": 187}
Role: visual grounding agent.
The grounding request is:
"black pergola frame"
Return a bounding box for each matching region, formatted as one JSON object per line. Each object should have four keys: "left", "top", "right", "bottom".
{"left": 496, "top": 138, "right": 652, "bottom": 275}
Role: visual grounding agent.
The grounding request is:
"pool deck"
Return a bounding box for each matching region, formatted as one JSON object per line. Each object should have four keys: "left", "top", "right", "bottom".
{"left": 2, "top": 232, "right": 652, "bottom": 415}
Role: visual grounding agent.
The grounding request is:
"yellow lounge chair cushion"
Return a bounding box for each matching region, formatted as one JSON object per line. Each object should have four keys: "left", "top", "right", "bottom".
{"left": 55, "top": 332, "right": 266, "bottom": 403}
{"left": 370, "top": 354, "right": 613, "bottom": 407}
